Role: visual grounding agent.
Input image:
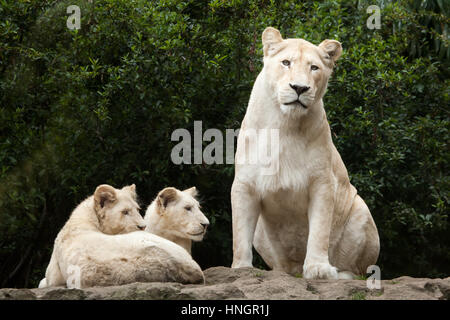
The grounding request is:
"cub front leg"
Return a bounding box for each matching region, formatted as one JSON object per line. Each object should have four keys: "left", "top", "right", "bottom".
{"left": 303, "top": 179, "right": 338, "bottom": 279}
{"left": 231, "top": 180, "right": 261, "bottom": 268}
{"left": 45, "top": 250, "right": 66, "bottom": 287}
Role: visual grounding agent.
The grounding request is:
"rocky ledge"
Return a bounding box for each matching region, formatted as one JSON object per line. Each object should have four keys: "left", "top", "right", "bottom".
{"left": 0, "top": 267, "right": 448, "bottom": 300}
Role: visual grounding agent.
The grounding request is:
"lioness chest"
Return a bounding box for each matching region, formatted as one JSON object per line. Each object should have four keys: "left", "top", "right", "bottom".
{"left": 253, "top": 133, "right": 335, "bottom": 257}
{"left": 255, "top": 144, "right": 314, "bottom": 244}
{"left": 259, "top": 187, "right": 310, "bottom": 261}
{"left": 252, "top": 130, "right": 331, "bottom": 194}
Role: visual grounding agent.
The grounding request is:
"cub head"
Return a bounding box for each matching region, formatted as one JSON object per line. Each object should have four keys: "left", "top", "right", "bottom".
{"left": 93, "top": 184, "right": 146, "bottom": 234}
{"left": 261, "top": 27, "right": 342, "bottom": 116}
{"left": 155, "top": 186, "right": 209, "bottom": 242}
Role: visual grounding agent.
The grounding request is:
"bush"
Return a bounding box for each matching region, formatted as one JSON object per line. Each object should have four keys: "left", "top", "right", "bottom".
{"left": 0, "top": 0, "right": 448, "bottom": 287}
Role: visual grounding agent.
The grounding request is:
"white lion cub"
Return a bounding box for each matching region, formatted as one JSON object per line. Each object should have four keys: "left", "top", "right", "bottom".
{"left": 144, "top": 187, "right": 209, "bottom": 255}
{"left": 39, "top": 184, "right": 204, "bottom": 288}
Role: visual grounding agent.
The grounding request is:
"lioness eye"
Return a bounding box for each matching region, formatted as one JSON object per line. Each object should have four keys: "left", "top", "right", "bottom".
{"left": 282, "top": 60, "right": 290, "bottom": 67}
{"left": 122, "top": 210, "right": 129, "bottom": 215}
{"left": 311, "top": 65, "right": 319, "bottom": 70}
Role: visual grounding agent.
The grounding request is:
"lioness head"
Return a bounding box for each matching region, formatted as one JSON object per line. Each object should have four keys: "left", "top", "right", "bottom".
{"left": 93, "top": 184, "right": 146, "bottom": 234}
{"left": 261, "top": 27, "right": 342, "bottom": 116}
{"left": 154, "top": 186, "right": 209, "bottom": 242}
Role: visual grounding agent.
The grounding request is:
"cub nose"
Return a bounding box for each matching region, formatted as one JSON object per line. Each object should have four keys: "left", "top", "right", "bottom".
{"left": 201, "top": 222, "right": 209, "bottom": 230}
{"left": 137, "top": 224, "right": 146, "bottom": 230}
{"left": 289, "top": 84, "right": 310, "bottom": 95}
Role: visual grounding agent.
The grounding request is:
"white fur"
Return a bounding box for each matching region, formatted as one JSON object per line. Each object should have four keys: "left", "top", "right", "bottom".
{"left": 231, "top": 27, "right": 380, "bottom": 279}
{"left": 144, "top": 186, "right": 209, "bottom": 255}
{"left": 39, "top": 184, "right": 204, "bottom": 288}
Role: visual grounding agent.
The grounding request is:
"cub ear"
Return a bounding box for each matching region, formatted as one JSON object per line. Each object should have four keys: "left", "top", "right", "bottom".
{"left": 123, "top": 184, "right": 137, "bottom": 200}
{"left": 94, "top": 184, "right": 117, "bottom": 212}
{"left": 156, "top": 187, "right": 178, "bottom": 211}
{"left": 262, "top": 27, "right": 283, "bottom": 57}
{"left": 319, "top": 39, "right": 342, "bottom": 64}
{"left": 183, "top": 186, "right": 198, "bottom": 198}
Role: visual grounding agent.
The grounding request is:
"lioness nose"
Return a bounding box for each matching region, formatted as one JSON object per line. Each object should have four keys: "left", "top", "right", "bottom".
{"left": 137, "top": 224, "right": 146, "bottom": 230}
{"left": 289, "top": 84, "right": 310, "bottom": 95}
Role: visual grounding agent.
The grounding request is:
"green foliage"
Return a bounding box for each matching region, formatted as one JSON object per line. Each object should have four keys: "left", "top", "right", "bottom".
{"left": 0, "top": 0, "right": 448, "bottom": 287}
{"left": 351, "top": 291, "right": 367, "bottom": 300}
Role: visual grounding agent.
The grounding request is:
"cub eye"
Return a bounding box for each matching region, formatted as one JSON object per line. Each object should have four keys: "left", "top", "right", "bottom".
{"left": 311, "top": 65, "right": 319, "bottom": 71}
{"left": 185, "top": 206, "right": 192, "bottom": 211}
{"left": 282, "top": 60, "right": 290, "bottom": 67}
{"left": 122, "top": 210, "right": 129, "bottom": 215}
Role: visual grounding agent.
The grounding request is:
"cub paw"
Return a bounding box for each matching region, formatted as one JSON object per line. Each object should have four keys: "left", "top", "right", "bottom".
{"left": 303, "top": 262, "right": 339, "bottom": 280}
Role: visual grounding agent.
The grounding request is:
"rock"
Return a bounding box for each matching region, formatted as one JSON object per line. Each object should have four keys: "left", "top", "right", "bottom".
{"left": 37, "top": 287, "right": 87, "bottom": 300}
{"left": 0, "top": 267, "right": 448, "bottom": 300}
{"left": 203, "top": 267, "right": 318, "bottom": 299}
{"left": 0, "top": 288, "right": 36, "bottom": 300}
{"left": 84, "top": 282, "right": 184, "bottom": 300}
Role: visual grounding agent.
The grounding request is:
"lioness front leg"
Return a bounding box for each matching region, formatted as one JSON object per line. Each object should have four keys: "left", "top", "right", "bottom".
{"left": 231, "top": 180, "right": 261, "bottom": 268}
{"left": 303, "top": 179, "right": 338, "bottom": 279}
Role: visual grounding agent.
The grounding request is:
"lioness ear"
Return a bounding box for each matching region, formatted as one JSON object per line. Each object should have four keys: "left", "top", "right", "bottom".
{"left": 262, "top": 27, "right": 283, "bottom": 57}
{"left": 183, "top": 186, "right": 198, "bottom": 198}
{"left": 319, "top": 40, "right": 342, "bottom": 64}
{"left": 123, "top": 184, "right": 137, "bottom": 200}
{"left": 94, "top": 184, "right": 117, "bottom": 212}
{"left": 157, "top": 187, "right": 178, "bottom": 211}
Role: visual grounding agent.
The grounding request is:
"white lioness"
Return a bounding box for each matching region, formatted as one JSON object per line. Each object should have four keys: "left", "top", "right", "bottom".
{"left": 144, "top": 186, "right": 209, "bottom": 255}
{"left": 231, "top": 27, "right": 380, "bottom": 279}
{"left": 39, "top": 184, "right": 204, "bottom": 288}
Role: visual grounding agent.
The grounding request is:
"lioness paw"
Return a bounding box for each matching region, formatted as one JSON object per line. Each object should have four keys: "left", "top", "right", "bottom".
{"left": 303, "top": 262, "right": 338, "bottom": 280}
